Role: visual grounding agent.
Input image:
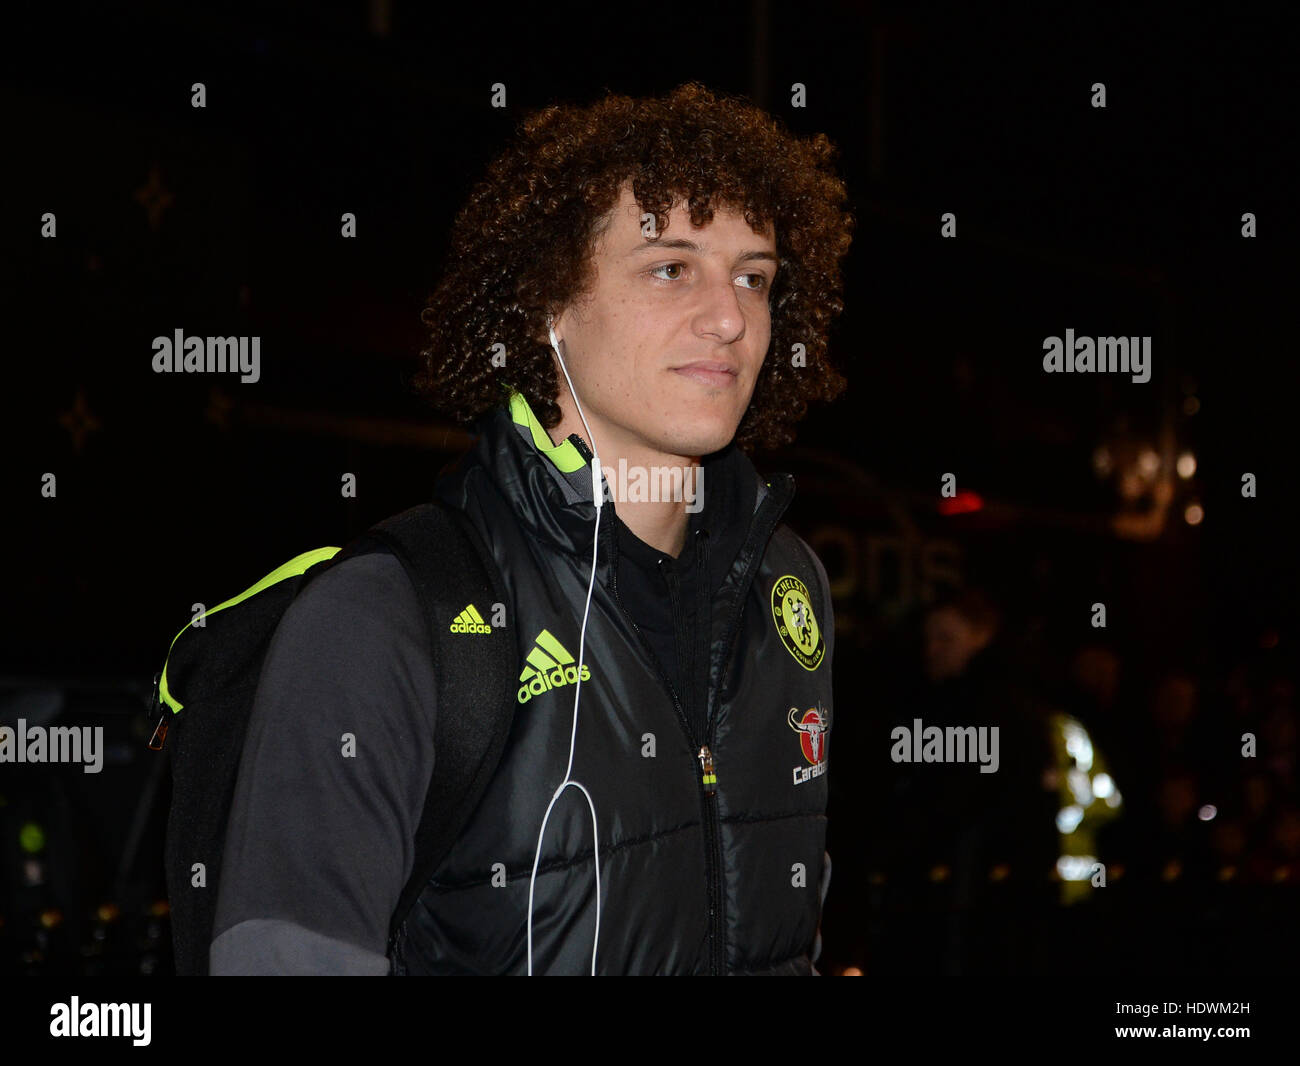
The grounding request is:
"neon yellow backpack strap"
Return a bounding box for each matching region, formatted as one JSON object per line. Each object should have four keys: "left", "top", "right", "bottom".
{"left": 157, "top": 546, "right": 341, "bottom": 714}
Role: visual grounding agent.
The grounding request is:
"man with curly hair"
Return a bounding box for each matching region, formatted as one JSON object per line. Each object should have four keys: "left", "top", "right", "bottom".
{"left": 211, "top": 82, "right": 854, "bottom": 975}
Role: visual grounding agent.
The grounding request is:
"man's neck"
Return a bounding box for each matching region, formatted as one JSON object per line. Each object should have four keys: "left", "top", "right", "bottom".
{"left": 620, "top": 490, "right": 692, "bottom": 558}
{"left": 549, "top": 408, "right": 697, "bottom": 559}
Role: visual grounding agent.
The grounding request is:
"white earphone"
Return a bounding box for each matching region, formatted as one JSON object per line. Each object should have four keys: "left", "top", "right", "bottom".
{"left": 526, "top": 314, "right": 603, "bottom": 975}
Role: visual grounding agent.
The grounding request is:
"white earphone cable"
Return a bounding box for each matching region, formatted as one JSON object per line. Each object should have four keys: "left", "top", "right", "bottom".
{"left": 526, "top": 317, "right": 603, "bottom": 976}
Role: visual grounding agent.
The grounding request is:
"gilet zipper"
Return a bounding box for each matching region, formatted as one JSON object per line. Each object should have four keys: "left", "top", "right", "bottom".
{"left": 603, "top": 479, "right": 793, "bottom": 975}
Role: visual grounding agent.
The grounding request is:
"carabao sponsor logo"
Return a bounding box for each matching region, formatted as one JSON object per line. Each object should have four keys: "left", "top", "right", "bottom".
{"left": 789, "top": 703, "right": 830, "bottom": 785}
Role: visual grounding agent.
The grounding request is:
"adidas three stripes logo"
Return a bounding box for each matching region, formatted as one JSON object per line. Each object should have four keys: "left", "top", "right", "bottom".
{"left": 448, "top": 604, "right": 493, "bottom": 634}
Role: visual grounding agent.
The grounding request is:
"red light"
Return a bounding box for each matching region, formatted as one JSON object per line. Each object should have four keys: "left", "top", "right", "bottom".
{"left": 938, "top": 490, "right": 984, "bottom": 516}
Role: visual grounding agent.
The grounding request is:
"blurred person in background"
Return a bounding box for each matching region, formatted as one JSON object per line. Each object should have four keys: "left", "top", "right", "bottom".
{"left": 873, "top": 586, "right": 1056, "bottom": 973}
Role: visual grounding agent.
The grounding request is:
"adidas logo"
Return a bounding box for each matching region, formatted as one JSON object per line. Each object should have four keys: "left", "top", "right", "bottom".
{"left": 517, "top": 628, "right": 592, "bottom": 704}
{"left": 449, "top": 604, "right": 493, "bottom": 635}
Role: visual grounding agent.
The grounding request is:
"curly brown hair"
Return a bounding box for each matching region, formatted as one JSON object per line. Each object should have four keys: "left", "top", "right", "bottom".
{"left": 413, "top": 81, "right": 855, "bottom": 453}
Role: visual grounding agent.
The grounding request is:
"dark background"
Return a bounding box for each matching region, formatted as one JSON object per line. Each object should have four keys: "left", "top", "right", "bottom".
{"left": 2, "top": 0, "right": 1296, "bottom": 975}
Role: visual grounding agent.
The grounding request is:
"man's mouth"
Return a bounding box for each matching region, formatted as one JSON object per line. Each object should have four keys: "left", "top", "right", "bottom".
{"left": 671, "top": 362, "right": 739, "bottom": 387}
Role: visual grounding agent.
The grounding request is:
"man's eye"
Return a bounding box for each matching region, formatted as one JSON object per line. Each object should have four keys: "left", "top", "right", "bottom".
{"left": 649, "top": 264, "right": 769, "bottom": 290}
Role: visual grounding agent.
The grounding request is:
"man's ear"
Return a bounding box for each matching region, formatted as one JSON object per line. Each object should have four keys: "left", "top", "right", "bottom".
{"left": 535, "top": 311, "right": 558, "bottom": 349}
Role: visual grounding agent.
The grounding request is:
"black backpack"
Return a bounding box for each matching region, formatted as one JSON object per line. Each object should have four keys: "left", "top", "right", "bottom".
{"left": 147, "top": 501, "right": 517, "bottom": 975}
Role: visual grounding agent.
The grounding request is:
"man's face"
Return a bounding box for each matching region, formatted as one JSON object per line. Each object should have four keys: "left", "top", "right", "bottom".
{"left": 551, "top": 181, "right": 778, "bottom": 461}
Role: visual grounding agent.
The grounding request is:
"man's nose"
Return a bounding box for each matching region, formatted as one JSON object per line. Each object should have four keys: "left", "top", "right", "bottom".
{"left": 693, "top": 276, "right": 747, "bottom": 343}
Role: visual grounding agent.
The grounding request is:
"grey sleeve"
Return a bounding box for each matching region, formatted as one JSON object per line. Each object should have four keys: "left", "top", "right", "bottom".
{"left": 209, "top": 550, "right": 436, "bottom": 975}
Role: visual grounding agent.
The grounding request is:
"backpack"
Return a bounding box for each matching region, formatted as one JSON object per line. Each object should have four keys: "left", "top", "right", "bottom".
{"left": 146, "top": 501, "right": 517, "bottom": 975}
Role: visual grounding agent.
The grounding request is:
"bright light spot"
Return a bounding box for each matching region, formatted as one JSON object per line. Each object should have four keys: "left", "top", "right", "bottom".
{"left": 1177, "top": 452, "right": 1197, "bottom": 478}
{"left": 1068, "top": 769, "right": 1093, "bottom": 806}
{"left": 1105, "top": 790, "right": 1123, "bottom": 809}
{"left": 19, "top": 822, "right": 45, "bottom": 854}
{"left": 1057, "top": 855, "right": 1097, "bottom": 881}
{"left": 1198, "top": 804, "right": 1217, "bottom": 821}
{"left": 1056, "top": 805, "right": 1085, "bottom": 834}
{"left": 1185, "top": 503, "right": 1204, "bottom": 525}
{"left": 1137, "top": 448, "right": 1160, "bottom": 477}
{"left": 1091, "top": 773, "right": 1114, "bottom": 799}
{"left": 1063, "top": 720, "right": 1093, "bottom": 771}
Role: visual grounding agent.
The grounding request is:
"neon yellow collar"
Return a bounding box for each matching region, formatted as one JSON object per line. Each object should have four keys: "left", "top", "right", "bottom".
{"left": 507, "top": 389, "right": 587, "bottom": 474}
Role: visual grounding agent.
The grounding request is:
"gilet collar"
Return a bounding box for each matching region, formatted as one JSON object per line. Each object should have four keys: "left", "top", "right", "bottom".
{"left": 434, "top": 391, "right": 781, "bottom": 564}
